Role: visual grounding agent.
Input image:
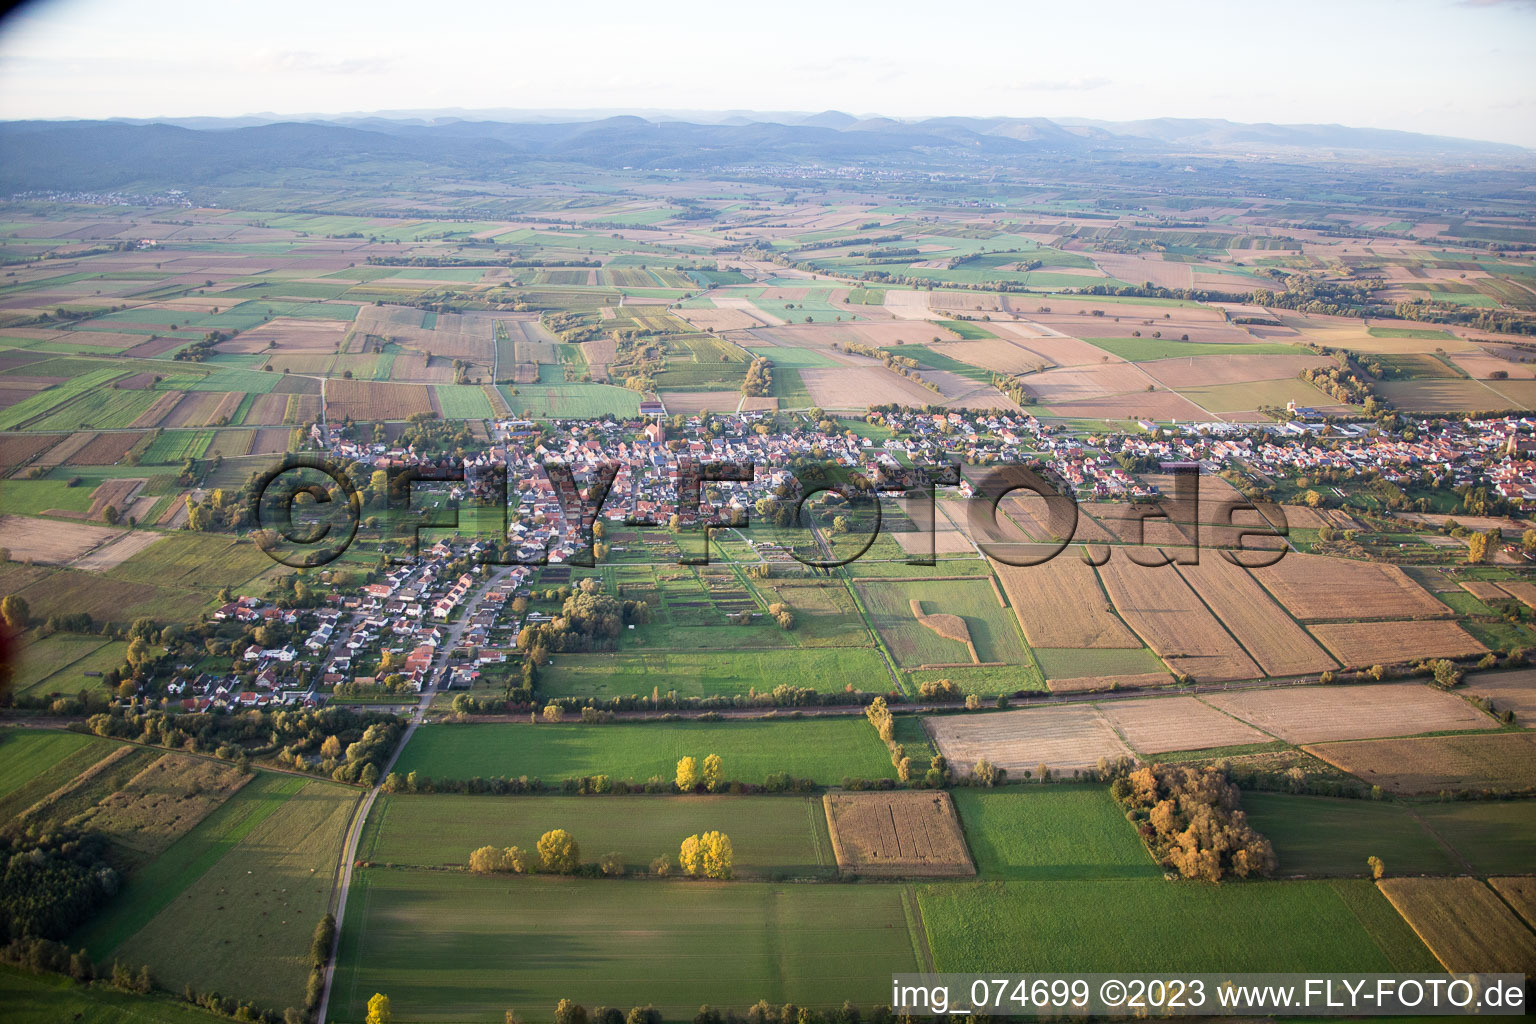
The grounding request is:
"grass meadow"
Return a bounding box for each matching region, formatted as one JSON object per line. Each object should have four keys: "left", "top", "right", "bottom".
{"left": 949, "top": 786, "right": 1160, "bottom": 880}
{"left": 392, "top": 719, "right": 897, "bottom": 785}
{"left": 1242, "top": 793, "right": 1460, "bottom": 876}
{"left": 332, "top": 871, "right": 920, "bottom": 1022}
{"left": 918, "top": 878, "right": 1437, "bottom": 973}
{"left": 360, "top": 793, "right": 835, "bottom": 878}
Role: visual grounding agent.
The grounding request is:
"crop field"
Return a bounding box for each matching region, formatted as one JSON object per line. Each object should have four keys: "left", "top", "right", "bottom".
{"left": 950, "top": 786, "right": 1159, "bottom": 881}
{"left": 1463, "top": 667, "right": 1536, "bottom": 720}
{"left": 855, "top": 578, "right": 1024, "bottom": 667}
{"left": 393, "top": 720, "right": 898, "bottom": 785}
{"left": 324, "top": 379, "right": 435, "bottom": 420}
{"left": 1251, "top": 553, "right": 1449, "bottom": 621}
{"left": 925, "top": 706, "right": 1133, "bottom": 777}
{"left": 990, "top": 554, "right": 1142, "bottom": 649}
{"left": 10, "top": 632, "right": 117, "bottom": 695}
{"left": 918, "top": 878, "right": 1436, "bottom": 973}
{"left": 498, "top": 382, "right": 641, "bottom": 418}
{"left": 1415, "top": 802, "right": 1536, "bottom": 875}
{"left": 360, "top": 793, "right": 835, "bottom": 878}
{"left": 1377, "top": 878, "right": 1536, "bottom": 973}
{"left": 1096, "top": 695, "right": 1271, "bottom": 753}
{"left": 104, "top": 778, "right": 356, "bottom": 1011}
{"left": 0, "top": 964, "right": 234, "bottom": 1024}
{"left": 333, "top": 871, "right": 919, "bottom": 1021}
{"left": 1175, "top": 558, "right": 1337, "bottom": 676}
{"left": 1304, "top": 732, "right": 1536, "bottom": 795}
{"left": 823, "top": 790, "right": 974, "bottom": 877}
{"left": 1307, "top": 619, "right": 1488, "bottom": 666}
{"left": 1489, "top": 877, "right": 1536, "bottom": 929}
{"left": 1096, "top": 558, "right": 1261, "bottom": 682}
{"left": 1241, "top": 794, "right": 1461, "bottom": 876}
{"left": 1202, "top": 682, "right": 1494, "bottom": 744}
{"left": 535, "top": 647, "right": 887, "bottom": 699}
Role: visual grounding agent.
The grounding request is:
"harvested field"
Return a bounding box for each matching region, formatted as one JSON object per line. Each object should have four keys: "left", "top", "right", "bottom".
{"left": 33, "top": 431, "right": 95, "bottom": 468}
{"left": 1176, "top": 557, "right": 1338, "bottom": 676}
{"left": 1377, "top": 878, "right": 1536, "bottom": 974}
{"left": 677, "top": 307, "right": 763, "bottom": 332}
{"left": 127, "top": 391, "right": 180, "bottom": 428}
{"left": 1308, "top": 620, "right": 1487, "bottom": 667}
{"left": 1462, "top": 581, "right": 1516, "bottom": 603}
{"left": 1139, "top": 352, "right": 1330, "bottom": 389}
{"left": 68, "top": 431, "right": 148, "bottom": 465}
{"left": 241, "top": 393, "right": 289, "bottom": 425}
{"left": 69, "top": 529, "right": 166, "bottom": 572}
{"left": 85, "top": 478, "right": 142, "bottom": 518}
{"left": 1044, "top": 390, "right": 1212, "bottom": 422}
{"left": 0, "top": 513, "right": 122, "bottom": 564}
{"left": 1489, "top": 878, "right": 1536, "bottom": 930}
{"left": 1304, "top": 732, "right": 1536, "bottom": 794}
{"left": 890, "top": 529, "right": 973, "bottom": 555}
{"left": 1097, "top": 696, "right": 1271, "bottom": 754}
{"left": 1463, "top": 668, "right": 1536, "bottom": 720}
{"left": 324, "top": 379, "right": 434, "bottom": 420}
{"left": 1097, "top": 558, "right": 1261, "bottom": 682}
{"left": 1252, "top": 553, "right": 1448, "bottom": 621}
{"left": 822, "top": 790, "right": 975, "bottom": 877}
{"left": 0, "top": 432, "right": 63, "bottom": 473}
{"left": 75, "top": 752, "right": 251, "bottom": 859}
{"left": 1202, "top": 682, "right": 1495, "bottom": 744}
{"left": 933, "top": 338, "right": 1052, "bottom": 374}
{"left": 799, "top": 365, "right": 946, "bottom": 409}
{"left": 990, "top": 553, "right": 1142, "bottom": 649}
{"left": 1024, "top": 362, "right": 1150, "bottom": 404}
{"left": 1496, "top": 580, "right": 1536, "bottom": 611}
{"left": 1048, "top": 672, "right": 1173, "bottom": 694}
{"left": 925, "top": 705, "right": 1133, "bottom": 777}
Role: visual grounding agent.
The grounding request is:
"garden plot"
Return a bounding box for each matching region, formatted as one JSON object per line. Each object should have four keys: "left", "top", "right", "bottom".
{"left": 823, "top": 790, "right": 975, "bottom": 877}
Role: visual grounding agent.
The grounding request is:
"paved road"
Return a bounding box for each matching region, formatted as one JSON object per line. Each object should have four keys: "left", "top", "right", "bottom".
{"left": 314, "top": 565, "right": 512, "bottom": 1024}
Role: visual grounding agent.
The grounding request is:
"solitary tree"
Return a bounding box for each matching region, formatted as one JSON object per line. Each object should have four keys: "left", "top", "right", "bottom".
{"left": 675, "top": 756, "right": 700, "bottom": 792}
{"left": 367, "top": 993, "right": 393, "bottom": 1024}
{"left": 1367, "top": 855, "right": 1385, "bottom": 880}
{"left": 701, "top": 753, "right": 723, "bottom": 793}
{"left": 1, "top": 594, "right": 29, "bottom": 630}
{"left": 538, "top": 829, "right": 580, "bottom": 874}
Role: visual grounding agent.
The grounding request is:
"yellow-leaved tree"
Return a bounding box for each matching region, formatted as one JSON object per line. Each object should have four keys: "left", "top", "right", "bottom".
{"left": 680, "top": 831, "right": 733, "bottom": 879}
{"left": 701, "top": 753, "right": 723, "bottom": 792}
{"left": 367, "top": 993, "right": 393, "bottom": 1024}
{"left": 537, "top": 829, "right": 580, "bottom": 874}
{"left": 675, "top": 756, "right": 699, "bottom": 792}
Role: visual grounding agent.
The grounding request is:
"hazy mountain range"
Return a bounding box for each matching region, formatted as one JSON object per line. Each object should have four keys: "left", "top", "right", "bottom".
{"left": 1, "top": 110, "right": 1529, "bottom": 194}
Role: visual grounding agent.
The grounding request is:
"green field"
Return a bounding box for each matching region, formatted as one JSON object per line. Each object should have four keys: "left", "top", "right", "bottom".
{"left": 361, "top": 793, "right": 835, "bottom": 878}
{"left": 90, "top": 778, "right": 355, "bottom": 1011}
{"left": 854, "top": 577, "right": 1028, "bottom": 668}
{"left": 951, "top": 786, "right": 1160, "bottom": 880}
{"left": 392, "top": 719, "right": 898, "bottom": 785}
{"left": 1086, "top": 338, "right": 1307, "bottom": 362}
{"left": 0, "top": 728, "right": 108, "bottom": 818}
{"left": 106, "top": 533, "right": 276, "bottom": 591}
{"left": 1242, "top": 794, "right": 1461, "bottom": 876}
{"left": 433, "top": 384, "right": 495, "bottom": 419}
{"left": 1029, "top": 647, "right": 1164, "bottom": 681}
{"left": 498, "top": 383, "right": 641, "bottom": 418}
{"left": 937, "top": 320, "right": 996, "bottom": 340}
{"left": 1413, "top": 800, "right": 1536, "bottom": 875}
{"left": 537, "top": 647, "right": 889, "bottom": 699}
{"left": 333, "top": 871, "right": 919, "bottom": 1022}
{"left": 1366, "top": 327, "right": 1458, "bottom": 340}
{"left": 918, "top": 877, "right": 1437, "bottom": 973}
{"left": 0, "top": 964, "right": 231, "bottom": 1024}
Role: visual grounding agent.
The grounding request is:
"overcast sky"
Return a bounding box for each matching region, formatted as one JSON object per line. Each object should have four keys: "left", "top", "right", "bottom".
{"left": 1, "top": 0, "right": 1533, "bottom": 147}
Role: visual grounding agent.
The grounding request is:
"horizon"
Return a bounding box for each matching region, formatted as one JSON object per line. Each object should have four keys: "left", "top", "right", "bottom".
{"left": 2, "top": 0, "right": 1534, "bottom": 147}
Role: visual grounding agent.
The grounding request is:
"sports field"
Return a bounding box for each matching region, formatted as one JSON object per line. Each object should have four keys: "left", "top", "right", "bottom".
{"left": 392, "top": 720, "right": 898, "bottom": 785}
{"left": 332, "top": 871, "right": 921, "bottom": 1021}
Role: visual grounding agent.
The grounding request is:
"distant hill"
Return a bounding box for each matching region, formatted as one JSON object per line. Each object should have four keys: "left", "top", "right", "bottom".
{"left": 0, "top": 111, "right": 1527, "bottom": 193}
